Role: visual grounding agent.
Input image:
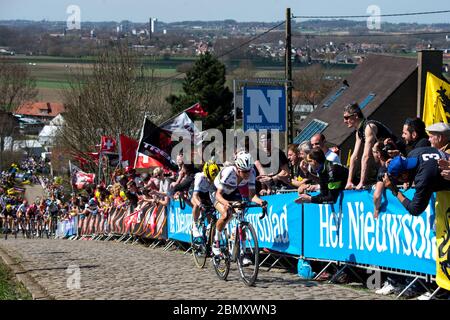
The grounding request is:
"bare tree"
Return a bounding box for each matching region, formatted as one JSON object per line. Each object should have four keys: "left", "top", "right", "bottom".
{"left": 0, "top": 57, "right": 38, "bottom": 112}
{"left": 293, "top": 64, "right": 338, "bottom": 108}
{"left": 55, "top": 45, "right": 171, "bottom": 165}
{"left": 0, "top": 58, "right": 37, "bottom": 170}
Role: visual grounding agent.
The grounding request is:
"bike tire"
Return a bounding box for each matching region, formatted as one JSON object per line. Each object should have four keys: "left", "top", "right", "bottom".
{"left": 212, "top": 228, "right": 230, "bottom": 281}
{"left": 191, "top": 223, "right": 207, "bottom": 269}
{"left": 237, "top": 223, "right": 259, "bottom": 286}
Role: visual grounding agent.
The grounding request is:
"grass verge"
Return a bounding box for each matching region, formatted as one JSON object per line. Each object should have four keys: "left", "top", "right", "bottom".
{"left": 0, "top": 260, "right": 32, "bottom": 300}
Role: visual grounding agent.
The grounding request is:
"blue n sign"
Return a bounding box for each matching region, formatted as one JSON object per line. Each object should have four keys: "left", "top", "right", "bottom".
{"left": 243, "top": 86, "right": 286, "bottom": 131}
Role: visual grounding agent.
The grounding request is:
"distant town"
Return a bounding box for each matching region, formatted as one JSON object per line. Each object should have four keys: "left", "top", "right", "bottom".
{"left": 1, "top": 19, "right": 450, "bottom": 64}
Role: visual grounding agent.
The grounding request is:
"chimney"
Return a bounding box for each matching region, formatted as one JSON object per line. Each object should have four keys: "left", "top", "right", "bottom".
{"left": 417, "top": 50, "right": 443, "bottom": 117}
{"left": 46, "top": 102, "right": 52, "bottom": 114}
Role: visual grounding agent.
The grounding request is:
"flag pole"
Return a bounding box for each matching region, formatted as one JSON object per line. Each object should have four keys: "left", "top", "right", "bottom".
{"left": 117, "top": 133, "right": 122, "bottom": 168}
{"left": 68, "top": 160, "right": 74, "bottom": 193}
{"left": 159, "top": 102, "right": 200, "bottom": 127}
{"left": 134, "top": 113, "right": 148, "bottom": 168}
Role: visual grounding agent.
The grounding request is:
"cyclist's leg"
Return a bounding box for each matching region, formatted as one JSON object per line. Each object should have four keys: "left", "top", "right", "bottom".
{"left": 191, "top": 196, "right": 202, "bottom": 237}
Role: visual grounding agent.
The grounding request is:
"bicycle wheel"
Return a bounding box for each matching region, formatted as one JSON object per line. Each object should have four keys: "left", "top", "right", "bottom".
{"left": 212, "top": 228, "right": 230, "bottom": 281}
{"left": 191, "top": 222, "right": 207, "bottom": 269}
{"left": 237, "top": 223, "right": 259, "bottom": 286}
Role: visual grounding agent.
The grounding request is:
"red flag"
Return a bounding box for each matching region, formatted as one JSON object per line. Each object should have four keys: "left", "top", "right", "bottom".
{"left": 135, "top": 153, "right": 164, "bottom": 169}
{"left": 185, "top": 102, "right": 208, "bottom": 117}
{"left": 70, "top": 162, "right": 95, "bottom": 189}
{"left": 100, "top": 136, "right": 116, "bottom": 153}
{"left": 119, "top": 134, "right": 138, "bottom": 168}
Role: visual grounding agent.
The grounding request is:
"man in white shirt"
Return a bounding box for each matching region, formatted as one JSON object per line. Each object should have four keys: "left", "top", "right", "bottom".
{"left": 310, "top": 133, "right": 341, "bottom": 164}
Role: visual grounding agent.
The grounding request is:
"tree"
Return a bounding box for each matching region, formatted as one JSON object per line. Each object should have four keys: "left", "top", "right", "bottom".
{"left": 0, "top": 58, "right": 37, "bottom": 170}
{"left": 166, "top": 52, "right": 233, "bottom": 131}
{"left": 293, "top": 64, "right": 338, "bottom": 108}
{"left": 231, "top": 60, "right": 257, "bottom": 82}
{"left": 56, "top": 45, "right": 170, "bottom": 167}
{"left": 0, "top": 57, "right": 37, "bottom": 112}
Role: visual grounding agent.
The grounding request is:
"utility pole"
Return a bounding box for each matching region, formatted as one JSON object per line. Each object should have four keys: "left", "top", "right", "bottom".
{"left": 285, "top": 8, "right": 293, "bottom": 148}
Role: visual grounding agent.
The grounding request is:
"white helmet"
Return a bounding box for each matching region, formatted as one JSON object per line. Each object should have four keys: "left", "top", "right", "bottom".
{"left": 234, "top": 151, "right": 253, "bottom": 171}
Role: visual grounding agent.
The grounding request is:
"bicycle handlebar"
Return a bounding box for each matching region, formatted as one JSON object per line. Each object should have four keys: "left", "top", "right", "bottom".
{"left": 231, "top": 201, "right": 267, "bottom": 220}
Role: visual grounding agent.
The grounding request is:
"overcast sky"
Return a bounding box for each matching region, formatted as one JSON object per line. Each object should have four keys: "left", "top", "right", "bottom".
{"left": 0, "top": 0, "right": 449, "bottom": 23}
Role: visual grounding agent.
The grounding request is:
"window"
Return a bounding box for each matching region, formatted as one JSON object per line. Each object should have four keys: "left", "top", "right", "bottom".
{"left": 359, "top": 93, "right": 376, "bottom": 110}
{"left": 322, "top": 86, "right": 348, "bottom": 108}
{"left": 294, "top": 119, "right": 328, "bottom": 144}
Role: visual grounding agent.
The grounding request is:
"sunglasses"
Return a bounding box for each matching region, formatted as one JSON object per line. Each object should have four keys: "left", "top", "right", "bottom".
{"left": 343, "top": 114, "right": 356, "bottom": 120}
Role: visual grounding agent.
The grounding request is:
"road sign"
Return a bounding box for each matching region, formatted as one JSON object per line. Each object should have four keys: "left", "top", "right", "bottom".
{"left": 243, "top": 86, "right": 286, "bottom": 131}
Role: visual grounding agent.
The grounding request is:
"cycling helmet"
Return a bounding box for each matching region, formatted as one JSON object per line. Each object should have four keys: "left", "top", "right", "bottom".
{"left": 234, "top": 151, "right": 253, "bottom": 171}
{"left": 203, "top": 160, "right": 220, "bottom": 182}
{"left": 6, "top": 204, "right": 12, "bottom": 211}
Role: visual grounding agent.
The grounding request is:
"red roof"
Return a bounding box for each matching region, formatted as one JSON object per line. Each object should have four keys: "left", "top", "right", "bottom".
{"left": 15, "top": 102, "right": 65, "bottom": 117}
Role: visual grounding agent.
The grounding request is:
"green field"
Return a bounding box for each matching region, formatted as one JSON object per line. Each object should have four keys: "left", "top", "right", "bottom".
{"left": 9, "top": 54, "right": 358, "bottom": 103}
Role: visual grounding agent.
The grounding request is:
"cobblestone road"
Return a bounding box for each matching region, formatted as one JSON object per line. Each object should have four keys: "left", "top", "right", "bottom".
{"left": 0, "top": 238, "right": 392, "bottom": 300}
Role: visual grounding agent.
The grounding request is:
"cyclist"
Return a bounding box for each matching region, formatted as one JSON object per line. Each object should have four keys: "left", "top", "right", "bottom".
{"left": 47, "top": 197, "right": 60, "bottom": 236}
{"left": 212, "top": 151, "right": 267, "bottom": 258}
{"left": 1, "top": 204, "right": 15, "bottom": 234}
{"left": 191, "top": 160, "right": 220, "bottom": 238}
{"left": 26, "top": 202, "right": 38, "bottom": 236}
{"left": 16, "top": 200, "right": 29, "bottom": 236}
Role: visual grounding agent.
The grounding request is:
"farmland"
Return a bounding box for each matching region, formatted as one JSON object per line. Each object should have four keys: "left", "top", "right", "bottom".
{"left": 9, "top": 54, "right": 360, "bottom": 104}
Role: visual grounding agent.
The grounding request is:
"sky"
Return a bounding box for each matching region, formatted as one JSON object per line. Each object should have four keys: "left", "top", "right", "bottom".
{"left": 0, "top": 0, "right": 449, "bottom": 24}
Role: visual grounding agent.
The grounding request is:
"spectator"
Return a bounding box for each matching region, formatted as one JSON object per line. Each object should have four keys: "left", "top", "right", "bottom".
{"left": 125, "top": 180, "right": 140, "bottom": 211}
{"left": 343, "top": 102, "right": 403, "bottom": 190}
{"left": 255, "top": 133, "right": 290, "bottom": 194}
{"left": 295, "top": 149, "right": 348, "bottom": 204}
{"left": 371, "top": 140, "right": 391, "bottom": 219}
{"left": 148, "top": 167, "right": 163, "bottom": 191}
{"left": 426, "top": 122, "right": 450, "bottom": 154}
{"left": 310, "top": 133, "right": 341, "bottom": 164}
{"left": 402, "top": 118, "right": 430, "bottom": 153}
{"left": 383, "top": 146, "right": 450, "bottom": 216}
{"left": 438, "top": 158, "right": 450, "bottom": 181}
{"left": 287, "top": 143, "right": 301, "bottom": 179}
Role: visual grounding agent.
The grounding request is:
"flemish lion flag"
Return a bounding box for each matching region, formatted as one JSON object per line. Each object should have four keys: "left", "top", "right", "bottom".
{"left": 435, "top": 191, "right": 450, "bottom": 291}
{"left": 423, "top": 72, "right": 450, "bottom": 126}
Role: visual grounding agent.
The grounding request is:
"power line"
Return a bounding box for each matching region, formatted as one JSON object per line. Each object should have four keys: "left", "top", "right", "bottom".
{"left": 292, "top": 30, "right": 450, "bottom": 38}
{"left": 155, "top": 21, "right": 286, "bottom": 88}
{"left": 292, "top": 9, "right": 450, "bottom": 19}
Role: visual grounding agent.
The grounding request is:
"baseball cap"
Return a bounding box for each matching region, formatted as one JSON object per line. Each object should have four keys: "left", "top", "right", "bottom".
{"left": 387, "top": 156, "right": 418, "bottom": 177}
{"left": 426, "top": 122, "right": 450, "bottom": 137}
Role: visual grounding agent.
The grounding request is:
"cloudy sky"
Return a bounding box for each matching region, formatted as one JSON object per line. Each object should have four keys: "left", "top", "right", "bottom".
{"left": 0, "top": 0, "right": 449, "bottom": 23}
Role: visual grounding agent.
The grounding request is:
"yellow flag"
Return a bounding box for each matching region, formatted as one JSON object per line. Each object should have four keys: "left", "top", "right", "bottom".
{"left": 435, "top": 191, "right": 450, "bottom": 291}
{"left": 423, "top": 72, "right": 450, "bottom": 126}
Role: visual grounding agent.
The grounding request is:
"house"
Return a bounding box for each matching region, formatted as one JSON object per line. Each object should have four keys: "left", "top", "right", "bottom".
{"left": 0, "top": 110, "right": 20, "bottom": 152}
{"left": 38, "top": 114, "right": 65, "bottom": 148}
{"left": 294, "top": 51, "right": 444, "bottom": 163}
{"left": 14, "top": 102, "right": 65, "bottom": 136}
{"left": 15, "top": 102, "right": 65, "bottom": 123}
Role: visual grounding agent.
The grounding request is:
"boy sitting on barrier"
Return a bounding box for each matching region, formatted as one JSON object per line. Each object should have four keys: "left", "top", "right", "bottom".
{"left": 294, "top": 149, "right": 348, "bottom": 204}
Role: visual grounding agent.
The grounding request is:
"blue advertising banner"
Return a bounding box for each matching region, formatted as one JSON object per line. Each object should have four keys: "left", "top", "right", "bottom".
{"left": 243, "top": 86, "right": 286, "bottom": 131}
{"left": 246, "top": 193, "right": 302, "bottom": 255}
{"left": 303, "top": 189, "right": 436, "bottom": 275}
{"left": 167, "top": 199, "right": 193, "bottom": 243}
{"left": 167, "top": 192, "right": 302, "bottom": 255}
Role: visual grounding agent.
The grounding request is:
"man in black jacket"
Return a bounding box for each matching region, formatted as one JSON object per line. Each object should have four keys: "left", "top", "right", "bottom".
{"left": 402, "top": 117, "right": 430, "bottom": 154}
{"left": 295, "top": 149, "right": 348, "bottom": 204}
{"left": 383, "top": 146, "right": 450, "bottom": 216}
